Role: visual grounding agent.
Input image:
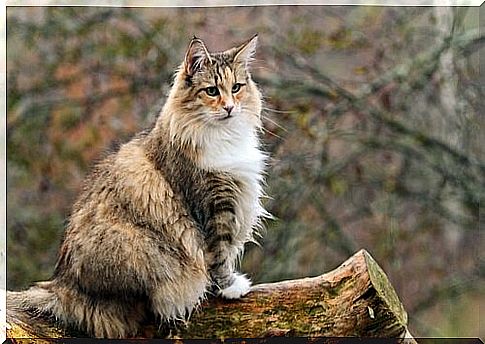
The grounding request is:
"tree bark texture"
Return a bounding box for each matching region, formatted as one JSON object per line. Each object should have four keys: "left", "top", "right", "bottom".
{"left": 6, "top": 249, "right": 415, "bottom": 342}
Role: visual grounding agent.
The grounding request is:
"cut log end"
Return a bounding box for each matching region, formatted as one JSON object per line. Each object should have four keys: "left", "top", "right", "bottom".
{"left": 6, "top": 249, "right": 414, "bottom": 341}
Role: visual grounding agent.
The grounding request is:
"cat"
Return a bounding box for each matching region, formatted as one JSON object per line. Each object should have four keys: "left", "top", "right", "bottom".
{"left": 7, "top": 34, "right": 270, "bottom": 338}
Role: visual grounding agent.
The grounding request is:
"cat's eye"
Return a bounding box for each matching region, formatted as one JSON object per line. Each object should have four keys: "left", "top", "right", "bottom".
{"left": 232, "top": 83, "right": 244, "bottom": 93}
{"left": 205, "top": 86, "right": 220, "bottom": 97}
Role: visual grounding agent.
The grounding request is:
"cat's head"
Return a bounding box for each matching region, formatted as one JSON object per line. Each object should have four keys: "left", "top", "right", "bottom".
{"left": 163, "top": 35, "right": 262, "bottom": 147}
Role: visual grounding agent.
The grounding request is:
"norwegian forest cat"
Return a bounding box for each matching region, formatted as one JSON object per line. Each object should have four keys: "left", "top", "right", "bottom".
{"left": 7, "top": 35, "right": 269, "bottom": 338}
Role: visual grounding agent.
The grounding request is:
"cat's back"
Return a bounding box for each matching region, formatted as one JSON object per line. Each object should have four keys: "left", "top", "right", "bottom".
{"left": 68, "top": 133, "right": 193, "bottom": 238}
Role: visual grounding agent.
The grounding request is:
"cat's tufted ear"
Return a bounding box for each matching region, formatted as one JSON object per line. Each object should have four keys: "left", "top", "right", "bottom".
{"left": 233, "top": 34, "right": 258, "bottom": 67}
{"left": 184, "top": 37, "right": 212, "bottom": 76}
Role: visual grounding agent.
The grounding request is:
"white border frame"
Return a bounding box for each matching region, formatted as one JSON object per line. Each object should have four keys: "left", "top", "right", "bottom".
{"left": 1, "top": 1, "right": 483, "bottom": 343}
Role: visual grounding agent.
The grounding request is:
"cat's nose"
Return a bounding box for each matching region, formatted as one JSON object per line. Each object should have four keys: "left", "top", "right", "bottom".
{"left": 223, "top": 105, "right": 234, "bottom": 115}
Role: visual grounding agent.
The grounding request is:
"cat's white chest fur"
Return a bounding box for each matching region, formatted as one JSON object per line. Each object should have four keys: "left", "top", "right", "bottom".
{"left": 200, "top": 127, "right": 264, "bottom": 178}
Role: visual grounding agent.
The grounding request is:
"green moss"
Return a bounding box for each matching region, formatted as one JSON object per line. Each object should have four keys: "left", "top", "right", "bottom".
{"left": 363, "top": 250, "right": 408, "bottom": 325}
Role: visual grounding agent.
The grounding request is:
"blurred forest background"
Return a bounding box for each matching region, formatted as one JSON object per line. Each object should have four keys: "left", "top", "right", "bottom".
{"left": 6, "top": 5, "right": 484, "bottom": 338}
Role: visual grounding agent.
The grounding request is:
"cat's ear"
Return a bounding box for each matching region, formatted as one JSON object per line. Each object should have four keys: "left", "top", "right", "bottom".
{"left": 233, "top": 34, "right": 258, "bottom": 67}
{"left": 184, "top": 37, "right": 212, "bottom": 76}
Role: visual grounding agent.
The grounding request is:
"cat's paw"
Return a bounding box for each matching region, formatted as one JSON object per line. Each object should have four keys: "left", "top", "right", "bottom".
{"left": 219, "top": 273, "right": 252, "bottom": 299}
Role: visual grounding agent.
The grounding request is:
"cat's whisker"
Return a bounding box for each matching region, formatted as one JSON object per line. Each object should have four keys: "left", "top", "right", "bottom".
{"left": 240, "top": 107, "right": 286, "bottom": 135}
{"left": 240, "top": 106, "right": 264, "bottom": 118}
{"left": 262, "top": 106, "right": 295, "bottom": 115}
{"left": 261, "top": 126, "right": 284, "bottom": 140}
{"left": 261, "top": 115, "right": 288, "bottom": 133}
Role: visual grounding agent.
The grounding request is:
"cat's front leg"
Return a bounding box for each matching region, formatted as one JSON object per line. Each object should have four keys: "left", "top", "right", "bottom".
{"left": 205, "top": 211, "right": 251, "bottom": 299}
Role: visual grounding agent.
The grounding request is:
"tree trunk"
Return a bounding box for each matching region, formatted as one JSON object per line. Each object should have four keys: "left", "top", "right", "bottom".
{"left": 6, "top": 249, "right": 416, "bottom": 342}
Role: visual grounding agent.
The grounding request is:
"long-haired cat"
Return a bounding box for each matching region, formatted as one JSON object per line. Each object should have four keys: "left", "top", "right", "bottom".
{"left": 7, "top": 34, "right": 269, "bottom": 338}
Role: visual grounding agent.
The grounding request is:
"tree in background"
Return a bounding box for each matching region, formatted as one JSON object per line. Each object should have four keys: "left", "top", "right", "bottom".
{"left": 6, "top": 6, "right": 484, "bottom": 337}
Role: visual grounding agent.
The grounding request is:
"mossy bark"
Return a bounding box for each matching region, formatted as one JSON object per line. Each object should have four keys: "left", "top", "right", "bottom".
{"left": 6, "top": 249, "right": 415, "bottom": 342}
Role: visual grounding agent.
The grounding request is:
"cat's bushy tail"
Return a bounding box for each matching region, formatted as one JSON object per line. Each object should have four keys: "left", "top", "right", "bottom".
{"left": 7, "top": 281, "right": 145, "bottom": 338}
{"left": 7, "top": 281, "right": 58, "bottom": 317}
{"left": 6, "top": 281, "right": 62, "bottom": 337}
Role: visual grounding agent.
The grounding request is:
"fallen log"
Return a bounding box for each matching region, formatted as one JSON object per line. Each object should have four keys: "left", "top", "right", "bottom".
{"left": 6, "top": 249, "right": 415, "bottom": 342}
